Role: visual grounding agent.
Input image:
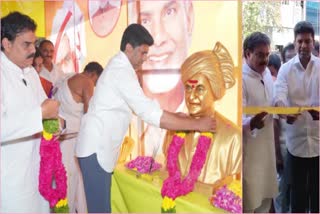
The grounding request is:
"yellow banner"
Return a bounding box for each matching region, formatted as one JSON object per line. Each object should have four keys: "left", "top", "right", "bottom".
{"left": 1, "top": 0, "right": 45, "bottom": 37}
{"left": 243, "top": 106, "right": 320, "bottom": 115}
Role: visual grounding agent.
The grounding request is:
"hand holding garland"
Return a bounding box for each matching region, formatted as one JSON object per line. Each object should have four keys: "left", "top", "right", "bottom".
{"left": 39, "top": 95, "right": 69, "bottom": 213}
{"left": 39, "top": 119, "right": 69, "bottom": 212}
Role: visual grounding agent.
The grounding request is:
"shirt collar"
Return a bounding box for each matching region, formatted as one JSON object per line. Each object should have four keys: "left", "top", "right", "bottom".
{"left": 1, "top": 51, "right": 32, "bottom": 75}
{"left": 119, "top": 51, "right": 134, "bottom": 70}
{"left": 292, "top": 53, "right": 317, "bottom": 70}
{"left": 243, "top": 62, "right": 269, "bottom": 79}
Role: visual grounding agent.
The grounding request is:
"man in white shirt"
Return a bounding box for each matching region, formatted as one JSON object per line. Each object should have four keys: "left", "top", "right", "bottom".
{"left": 76, "top": 24, "right": 216, "bottom": 213}
{"left": 274, "top": 21, "right": 319, "bottom": 213}
{"left": 0, "top": 12, "right": 60, "bottom": 212}
{"left": 54, "top": 62, "right": 103, "bottom": 213}
{"left": 242, "top": 32, "right": 278, "bottom": 213}
{"left": 39, "top": 39, "right": 66, "bottom": 86}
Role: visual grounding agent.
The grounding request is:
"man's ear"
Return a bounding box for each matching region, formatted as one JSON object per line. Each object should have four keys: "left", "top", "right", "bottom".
{"left": 244, "top": 50, "right": 249, "bottom": 59}
{"left": 125, "top": 43, "right": 133, "bottom": 52}
{"left": 2, "top": 38, "right": 12, "bottom": 52}
{"left": 124, "top": 43, "right": 133, "bottom": 55}
{"left": 124, "top": 43, "right": 134, "bottom": 56}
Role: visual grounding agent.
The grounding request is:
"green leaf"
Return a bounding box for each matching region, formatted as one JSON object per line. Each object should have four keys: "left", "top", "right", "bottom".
{"left": 43, "top": 119, "right": 59, "bottom": 134}
{"left": 53, "top": 204, "right": 69, "bottom": 213}
{"left": 161, "top": 207, "right": 176, "bottom": 213}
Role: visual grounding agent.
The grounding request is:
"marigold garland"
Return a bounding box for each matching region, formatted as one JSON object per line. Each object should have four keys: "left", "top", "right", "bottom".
{"left": 39, "top": 119, "right": 69, "bottom": 212}
{"left": 161, "top": 132, "right": 213, "bottom": 213}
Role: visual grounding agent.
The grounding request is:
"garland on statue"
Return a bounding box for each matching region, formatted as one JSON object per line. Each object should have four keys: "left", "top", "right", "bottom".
{"left": 161, "top": 132, "right": 213, "bottom": 213}
{"left": 39, "top": 119, "right": 69, "bottom": 213}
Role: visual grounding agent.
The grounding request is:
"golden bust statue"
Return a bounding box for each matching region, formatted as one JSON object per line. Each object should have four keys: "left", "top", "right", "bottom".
{"left": 163, "top": 42, "right": 241, "bottom": 191}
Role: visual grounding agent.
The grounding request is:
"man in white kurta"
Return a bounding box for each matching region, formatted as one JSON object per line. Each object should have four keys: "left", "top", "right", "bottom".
{"left": 1, "top": 52, "right": 50, "bottom": 213}
{"left": 0, "top": 12, "right": 59, "bottom": 212}
{"left": 242, "top": 32, "right": 278, "bottom": 212}
{"left": 39, "top": 40, "right": 66, "bottom": 86}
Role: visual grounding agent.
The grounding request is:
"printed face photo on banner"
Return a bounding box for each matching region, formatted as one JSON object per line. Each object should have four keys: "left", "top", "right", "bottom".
{"left": 48, "top": 0, "right": 86, "bottom": 74}
{"left": 88, "top": 0, "right": 122, "bottom": 37}
{"left": 128, "top": 0, "right": 194, "bottom": 113}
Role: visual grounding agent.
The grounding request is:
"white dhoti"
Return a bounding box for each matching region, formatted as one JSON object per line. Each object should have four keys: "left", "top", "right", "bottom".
{"left": 54, "top": 75, "right": 87, "bottom": 212}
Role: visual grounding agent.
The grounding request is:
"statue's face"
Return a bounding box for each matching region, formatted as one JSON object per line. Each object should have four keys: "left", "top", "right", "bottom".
{"left": 184, "top": 73, "right": 214, "bottom": 118}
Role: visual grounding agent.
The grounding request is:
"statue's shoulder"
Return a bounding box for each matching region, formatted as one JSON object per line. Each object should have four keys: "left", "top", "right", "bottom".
{"left": 216, "top": 112, "right": 241, "bottom": 136}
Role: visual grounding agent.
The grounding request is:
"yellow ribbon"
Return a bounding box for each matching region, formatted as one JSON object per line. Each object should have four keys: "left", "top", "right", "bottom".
{"left": 243, "top": 106, "right": 320, "bottom": 115}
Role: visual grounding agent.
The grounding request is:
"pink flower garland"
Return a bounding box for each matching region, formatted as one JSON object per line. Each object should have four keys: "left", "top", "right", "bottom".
{"left": 210, "top": 185, "right": 242, "bottom": 213}
{"left": 126, "top": 156, "right": 162, "bottom": 173}
{"left": 39, "top": 135, "right": 67, "bottom": 208}
{"left": 161, "top": 133, "right": 212, "bottom": 200}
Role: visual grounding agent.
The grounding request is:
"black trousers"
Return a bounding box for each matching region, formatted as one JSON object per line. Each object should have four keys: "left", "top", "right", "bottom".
{"left": 287, "top": 151, "right": 319, "bottom": 213}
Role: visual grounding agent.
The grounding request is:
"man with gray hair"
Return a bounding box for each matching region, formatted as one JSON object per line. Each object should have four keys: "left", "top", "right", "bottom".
{"left": 242, "top": 31, "right": 278, "bottom": 213}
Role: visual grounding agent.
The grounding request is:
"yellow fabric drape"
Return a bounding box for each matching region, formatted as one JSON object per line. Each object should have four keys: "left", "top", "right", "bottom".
{"left": 111, "top": 165, "right": 225, "bottom": 212}
{"left": 111, "top": 164, "right": 225, "bottom": 213}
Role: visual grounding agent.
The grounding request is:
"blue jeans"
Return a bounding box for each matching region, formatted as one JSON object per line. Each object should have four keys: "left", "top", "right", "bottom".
{"left": 78, "top": 153, "right": 112, "bottom": 213}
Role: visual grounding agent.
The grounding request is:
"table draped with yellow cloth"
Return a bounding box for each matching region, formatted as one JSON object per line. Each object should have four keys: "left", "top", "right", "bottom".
{"left": 111, "top": 165, "right": 225, "bottom": 212}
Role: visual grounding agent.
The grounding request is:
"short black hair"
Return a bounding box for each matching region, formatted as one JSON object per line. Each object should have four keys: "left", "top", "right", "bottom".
{"left": 294, "top": 21, "right": 314, "bottom": 39}
{"left": 1, "top": 11, "right": 37, "bottom": 51}
{"left": 268, "top": 53, "right": 281, "bottom": 71}
{"left": 120, "top": 24, "right": 154, "bottom": 51}
{"left": 39, "top": 39, "right": 54, "bottom": 49}
{"left": 281, "top": 43, "right": 295, "bottom": 63}
{"left": 243, "top": 32, "right": 270, "bottom": 57}
{"left": 84, "top": 61, "right": 103, "bottom": 76}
